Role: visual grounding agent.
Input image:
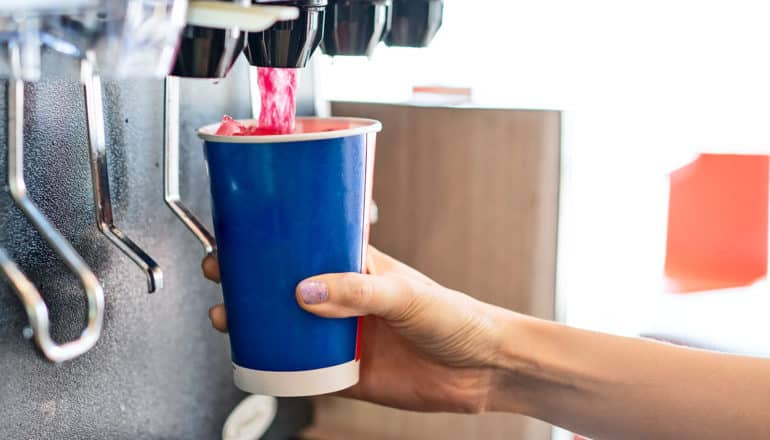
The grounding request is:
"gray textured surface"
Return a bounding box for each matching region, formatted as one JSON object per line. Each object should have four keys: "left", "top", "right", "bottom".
{"left": 0, "top": 53, "right": 314, "bottom": 439}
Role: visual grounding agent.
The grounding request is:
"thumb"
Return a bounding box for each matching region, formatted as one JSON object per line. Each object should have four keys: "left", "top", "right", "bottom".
{"left": 295, "top": 273, "right": 420, "bottom": 321}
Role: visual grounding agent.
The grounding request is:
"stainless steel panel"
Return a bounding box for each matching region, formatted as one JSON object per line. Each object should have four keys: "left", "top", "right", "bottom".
{"left": 0, "top": 54, "right": 314, "bottom": 438}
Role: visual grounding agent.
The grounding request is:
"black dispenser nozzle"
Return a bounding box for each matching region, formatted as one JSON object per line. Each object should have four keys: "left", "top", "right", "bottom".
{"left": 384, "top": 0, "right": 443, "bottom": 48}
{"left": 245, "top": 0, "right": 328, "bottom": 68}
{"left": 171, "top": 24, "right": 246, "bottom": 78}
{"left": 320, "top": 0, "right": 392, "bottom": 57}
{"left": 170, "top": 0, "right": 249, "bottom": 79}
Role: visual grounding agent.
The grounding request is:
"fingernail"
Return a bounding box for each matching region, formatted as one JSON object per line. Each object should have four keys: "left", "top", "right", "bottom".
{"left": 300, "top": 280, "right": 328, "bottom": 305}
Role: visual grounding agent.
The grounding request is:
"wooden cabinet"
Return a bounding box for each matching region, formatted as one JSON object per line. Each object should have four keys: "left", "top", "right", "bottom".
{"left": 304, "top": 102, "right": 561, "bottom": 440}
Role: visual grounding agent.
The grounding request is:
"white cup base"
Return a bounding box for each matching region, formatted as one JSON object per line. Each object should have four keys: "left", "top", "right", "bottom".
{"left": 233, "top": 360, "right": 360, "bottom": 397}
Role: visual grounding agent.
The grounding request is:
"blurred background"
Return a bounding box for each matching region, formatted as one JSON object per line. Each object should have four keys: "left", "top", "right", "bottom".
{"left": 318, "top": 2, "right": 770, "bottom": 438}
{"left": 322, "top": 0, "right": 770, "bottom": 338}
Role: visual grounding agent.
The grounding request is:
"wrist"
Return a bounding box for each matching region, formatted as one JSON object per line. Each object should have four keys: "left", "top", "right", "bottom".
{"left": 482, "top": 309, "right": 552, "bottom": 415}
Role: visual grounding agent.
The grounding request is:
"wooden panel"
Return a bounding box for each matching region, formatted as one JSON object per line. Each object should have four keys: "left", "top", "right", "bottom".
{"left": 303, "top": 102, "right": 561, "bottom": 440}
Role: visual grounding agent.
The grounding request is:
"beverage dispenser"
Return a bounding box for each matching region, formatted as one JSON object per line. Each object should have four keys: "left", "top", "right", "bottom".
{"left": 1, "top": 0, "right": 190, "bottom": 363}
{"left": 0, "top": 0, "right": 444, "bottom": 436}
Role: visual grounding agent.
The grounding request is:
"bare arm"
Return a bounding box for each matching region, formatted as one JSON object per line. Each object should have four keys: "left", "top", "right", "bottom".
{"left": 490, "top": 313, "right": 770, "bottom": 439}
{"left": 204, "top": 247, "right": 770, "bottom": 438}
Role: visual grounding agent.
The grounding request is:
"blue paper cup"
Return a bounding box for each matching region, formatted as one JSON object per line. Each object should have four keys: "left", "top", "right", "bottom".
{"left": 197, "top": 117, "right": 381, "bottom": 397}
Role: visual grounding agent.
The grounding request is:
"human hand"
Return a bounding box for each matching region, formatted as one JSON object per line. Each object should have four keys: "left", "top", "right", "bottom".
{"left": 202, "top": 247, "right": 510, "bottom": 413}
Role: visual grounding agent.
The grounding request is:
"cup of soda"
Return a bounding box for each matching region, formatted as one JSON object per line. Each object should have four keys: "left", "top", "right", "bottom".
{"left": 197, "top": 116, "right": 381, "bottom": 396}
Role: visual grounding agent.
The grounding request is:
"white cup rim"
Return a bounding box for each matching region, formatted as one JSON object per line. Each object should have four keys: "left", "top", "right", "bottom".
{"left": 197, "top": 117, "right": 382, "bottom": 144}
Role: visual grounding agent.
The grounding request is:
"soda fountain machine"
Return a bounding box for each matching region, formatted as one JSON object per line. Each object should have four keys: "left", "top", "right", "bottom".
{"left": 0, "top": 0, "right": 443, "bottom": 437}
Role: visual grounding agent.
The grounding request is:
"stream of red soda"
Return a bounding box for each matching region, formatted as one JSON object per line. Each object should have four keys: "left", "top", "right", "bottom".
{"left": 216, "top": 68, "right": 297, "bottom": 136}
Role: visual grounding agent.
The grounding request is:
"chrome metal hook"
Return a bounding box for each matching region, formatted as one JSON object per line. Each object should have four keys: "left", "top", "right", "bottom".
{"left": 163, "top": 76, "right": 216, "bottom": 257}
{"left": 81, "top": 59, "right": 163, "bottom": 293}
{"left": 0, "top": 248, "right": 93, "bottom": 362}
{"left": 6, "top": 75, "right": 104, "bottom": 363}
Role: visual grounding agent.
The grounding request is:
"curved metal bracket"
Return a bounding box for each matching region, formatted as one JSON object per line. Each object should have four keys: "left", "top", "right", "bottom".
{"left": 81, "top": 59, "right": 163, "bottom": 293}
{"left": 0, "top": 248, "right": 94, "bottom": 362}
{"left": 6, "top": 76, "right": 104, "bottom": 363}
{"left": 163, "top": 76, "right": 217, "bottom": 257}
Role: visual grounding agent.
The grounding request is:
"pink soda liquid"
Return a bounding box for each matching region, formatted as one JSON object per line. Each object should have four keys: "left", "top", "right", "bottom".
{"left": 216, "top": 68, "right": 298, "bottom": 136}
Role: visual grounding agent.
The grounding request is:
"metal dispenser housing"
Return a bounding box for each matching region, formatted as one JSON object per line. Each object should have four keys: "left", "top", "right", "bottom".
{"left": 0, "top": 0, "right": 439, "bottom": 436}
{"left": 0, "top": 1, "right": 312, "bottom": 437}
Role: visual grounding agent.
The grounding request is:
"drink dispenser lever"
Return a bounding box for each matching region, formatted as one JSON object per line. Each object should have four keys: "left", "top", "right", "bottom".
{"left": 82, "top": 60, "right": 164, "bottom": 293}
{"left": 163, "top": 1, "right": 298, "bottom": 257}
{"left": 5, "top": 75, "right": 105, "bottom": 362}
{"left": 163, "top": 76, "right": 217, "bottom": 256}
{"left": 69, "top": 0, "right": 189, "bottom": 292}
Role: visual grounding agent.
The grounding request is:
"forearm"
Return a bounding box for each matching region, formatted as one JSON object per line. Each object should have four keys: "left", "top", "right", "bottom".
{"left": 487, "top": 311, "right": 770, "bottom": 439}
